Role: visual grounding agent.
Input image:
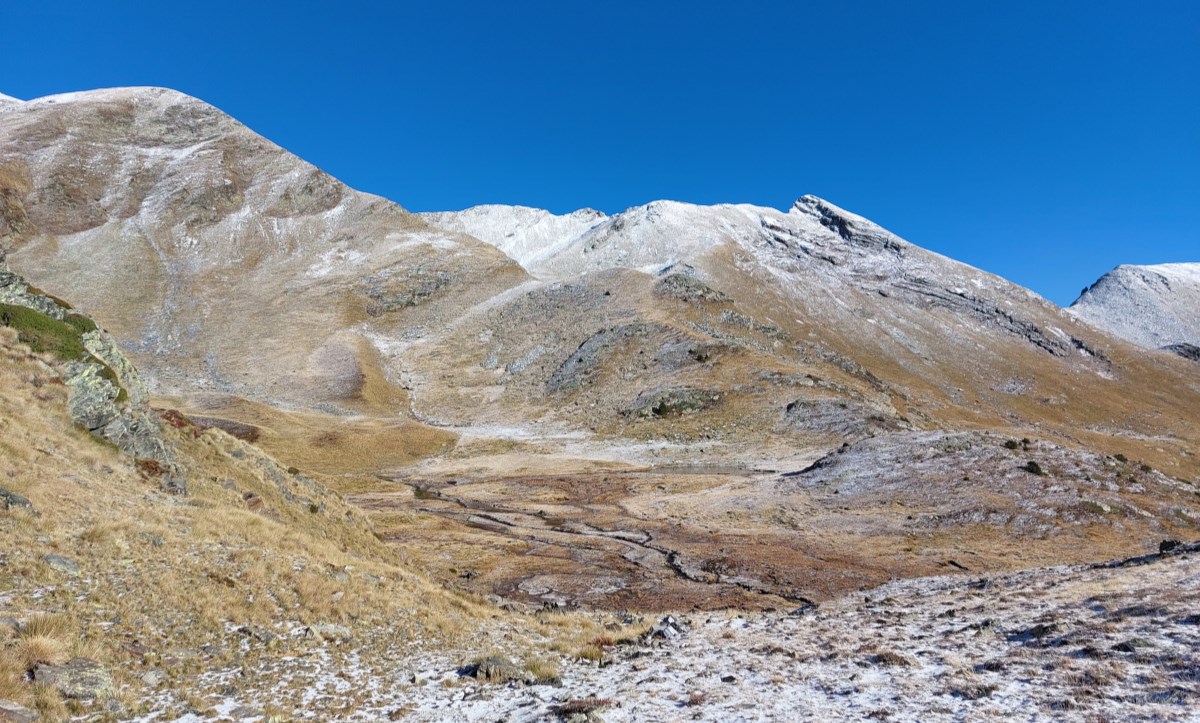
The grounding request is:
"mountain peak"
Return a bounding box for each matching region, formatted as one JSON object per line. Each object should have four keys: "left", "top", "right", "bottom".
{"left": 790, "top": 194, "right": 907, "bottom": 253}
{"left": 1070, "top": 262, "right": 1200, "bottom": 354}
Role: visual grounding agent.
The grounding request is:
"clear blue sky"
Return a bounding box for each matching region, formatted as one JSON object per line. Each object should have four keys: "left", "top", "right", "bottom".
{"left": 4, "top": 1, "right": 1197, "bottom": 304}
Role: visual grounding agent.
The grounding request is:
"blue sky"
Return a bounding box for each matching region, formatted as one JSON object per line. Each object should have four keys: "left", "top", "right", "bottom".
{"left": 3, "top": 0, "right": 1197, "bottom": 304}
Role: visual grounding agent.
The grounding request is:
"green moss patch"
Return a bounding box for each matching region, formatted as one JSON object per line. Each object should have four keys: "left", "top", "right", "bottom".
{"left": 0, "top": 303, "right": 90, "bottom": 361}
{"left": 0, "top": 303, "right": 126, "bottom": 403}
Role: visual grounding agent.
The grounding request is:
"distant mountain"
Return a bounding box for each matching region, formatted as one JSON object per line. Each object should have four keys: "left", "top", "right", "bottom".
{"left": 1070, "top": 263, "right": 1200, "bottom": 362}
{"left": 4, "top": 87, "right": 1199, "bottom": 481}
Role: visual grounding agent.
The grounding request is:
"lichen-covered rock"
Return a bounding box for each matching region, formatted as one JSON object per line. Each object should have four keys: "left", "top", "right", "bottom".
{"left": 63, "top": 360, "right": 123, "bottom": 430}
{"left": 1, "top": 255, "right": 183, "bottom": 492}
{"left": 0, "top": 268, "right": 63, "bottom": 320}
{"left": 82, "top": 330, "right": 150, "bottom": 405}
{"left": 32, "top": 658, "right": 116, "bottom": 699}
{"left": 99, "top": 409, "right": 174, "bottom": 467}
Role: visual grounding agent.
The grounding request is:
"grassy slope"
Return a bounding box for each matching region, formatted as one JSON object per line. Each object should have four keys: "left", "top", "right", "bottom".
{"left": 0, "top": 327, "right": 627, "bottom": 719}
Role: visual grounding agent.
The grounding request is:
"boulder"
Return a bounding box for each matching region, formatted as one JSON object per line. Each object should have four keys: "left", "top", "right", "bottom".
{"left": 63, "top": 361, "right": 122, "bottom": 430}
{"left": 0, "top": 487, "right": 31, "bottom": 511}
{"left": 32, "top": 658, "right": 116, "bottom": 699}
{"left": 465, "top": 655, "right": 521, "bottom": 683}
{"left": 42, "top": 554, "right": 79, "bottom": 575}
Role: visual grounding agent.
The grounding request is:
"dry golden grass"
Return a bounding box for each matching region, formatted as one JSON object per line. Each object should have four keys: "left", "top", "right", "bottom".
{"left": 522, "top": 656, "right": 561, "bottom": 684}
{"left": 158, "top": 393, "right": 456, "bottom": 475}
{"left": 0, "top": 327, "right": 637, "bottom": 715}
{"left": 12, "top": 635, "right": 69, "bottom": 668}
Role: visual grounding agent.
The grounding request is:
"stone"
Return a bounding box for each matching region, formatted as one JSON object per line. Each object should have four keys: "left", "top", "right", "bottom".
{"left": 623, "top": 387, "right": 720, "bottom": 419}
{"left": 0, "top": 700, "right": 38, "bottom": 722}
{"left": 42, "top": 554, "right": 79, "bottom": 575}
{"left": 82, "top": 330, "right": 150, "bottom": 406}
{"left": 32, "top": 658, "right": 116, "bottom": 699}
{"left": 141, "top": 669, "right": 164, "bottom": 686}
{"left": 310, "top": 623, "right": 351, "bottom": 643}
{"left": 644, "top": 615, "right": 687, "bottom": 642}
{"left": 63, "top": 361, "right": 121, "bottom": 430}
{"left": 0, "top": 487, "right": 31, "bottom": 510}
{"left": 229, "top": 706, "right": 263, "bottom": 719}
{"left": 466, "top": 655, "right": 521, "bottom": 683}
{"left": 237, "top": 625, "right": 277, "bottom": 645}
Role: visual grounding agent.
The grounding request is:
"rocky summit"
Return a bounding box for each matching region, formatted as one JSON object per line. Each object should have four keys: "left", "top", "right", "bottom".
{"left": 1070, "top": 262, "right": 1200, "bottom": 361}
{"left": 0, "top": 87, "right": 1197, "bottom": 721}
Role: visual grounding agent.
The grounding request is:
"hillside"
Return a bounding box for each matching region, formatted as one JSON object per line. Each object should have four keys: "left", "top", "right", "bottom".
{"left": 0, "top": 262, "right": 632, "bottom": 719}
{"left": 1, "top": 84, "right": 1199, "bottom": 720}
{"left": 1070, "top": 262, "right": 1200, "bottom": 361}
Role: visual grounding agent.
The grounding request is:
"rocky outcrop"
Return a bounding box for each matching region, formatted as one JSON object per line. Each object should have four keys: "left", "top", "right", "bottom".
{"left": 1162, "top": 342, "right": 1200, "bottom": 363}
{"left": 623, "top": 387, "right": 721, "bottom": 418}
{"left": 0, "top": 251, "right": 182, "bottom": 492}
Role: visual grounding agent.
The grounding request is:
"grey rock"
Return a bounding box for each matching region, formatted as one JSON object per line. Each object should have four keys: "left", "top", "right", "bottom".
{"left": 466, "top": 655, "right": 521, "bottom": 683}
{"left": 229, "top": 706, "right": 264, "bottom": 719}
{"left": 43, "top": 554, "right": 79, "bottom": 575}
{"left": 644, "top": 615, "right": 687, "bottom": 642}
{"left": 1162, "top": 342, "right": 1200, "bottom": 363}
{"left": 547, "top": 323, "right": 654, "bottom": 393}
{"left": 623, "top": 387, "right": 720, "bottom": 419}
{"left": 309, "top": 623, "right": 351, "bottom": 643}
{"left": 238, "top": 625, "right": 278, "bottom": 645}
{"left": 63, "top": 360, "right": 122, "bottom": 430}
{"left": 83, "top": 330, "right": 151, "bottom": 406}
{"left": 0, "top": 487, "right": 31, "bottom": 510}
{"left": 32, "top": 658, "right": 116, "bottom": 699}
{"left": 140, "top": 669, "right": 165, "bottom": 686}
{"left": 655, "top": 272, "right": 729, "bottom": 303}
{"left": 0, "top": 700, "right": 38, "bottom": 722}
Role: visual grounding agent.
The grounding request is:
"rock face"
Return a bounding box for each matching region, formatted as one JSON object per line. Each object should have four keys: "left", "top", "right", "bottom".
{"left": 0, "top": 250, "right": 179, "bottom": 490}
{"left": 1070, "top": 263, "right": 1200, "bottom": 357}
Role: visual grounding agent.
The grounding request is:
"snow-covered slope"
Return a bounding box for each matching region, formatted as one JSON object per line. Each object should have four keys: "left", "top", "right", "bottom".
{"left": 424, "top": 194, "right": 988, "bottom": 291}
{"left": 418, "top": 205, "right": 606, "bottom": 275}
{"left": 0, "top": 92, "right": 23, "bottom": 108}
{"left": 1070, "top": 263, "right": 1200, "bottom": 356}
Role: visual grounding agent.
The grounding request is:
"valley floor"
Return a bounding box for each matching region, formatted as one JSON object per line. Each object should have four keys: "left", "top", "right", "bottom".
{"left": 136, "top": 544, "right": 1199, "bottom": 722}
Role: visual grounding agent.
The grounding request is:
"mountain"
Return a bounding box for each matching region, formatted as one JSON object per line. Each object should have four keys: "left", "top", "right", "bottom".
{"left": 2, "top": 84, "right": 1199, "bottom": 720}
{"left": 1070, "top": 262, "right": 1200, "bottom": 361}
{"left": 0, "top": 86, "right": 527, "bottom": 472}
{"left": 412, "top": 197, "right": 1200, "bottom": 465}
{"left": 2, "top": 86, "right": 1199, "bottom": 611}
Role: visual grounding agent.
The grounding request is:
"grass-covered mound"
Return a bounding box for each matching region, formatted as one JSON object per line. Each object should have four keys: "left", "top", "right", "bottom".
{"left": 0, "top": 302, "right": 97, "bottom": 361}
